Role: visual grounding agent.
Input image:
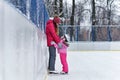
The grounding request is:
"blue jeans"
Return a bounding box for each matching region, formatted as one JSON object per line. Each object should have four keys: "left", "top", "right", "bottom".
{"left": 48, "top": 46, "right": 56, "bottom": 71}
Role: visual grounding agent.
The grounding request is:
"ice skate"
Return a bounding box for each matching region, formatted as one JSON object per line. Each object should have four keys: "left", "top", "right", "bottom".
{"left": 48, "top": 70, "right": 59, "bottom": 74}
{"left": 60, "top": 71, "right": 68, "bottom": 75}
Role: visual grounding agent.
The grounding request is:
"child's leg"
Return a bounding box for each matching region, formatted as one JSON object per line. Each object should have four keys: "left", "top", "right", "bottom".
{"left": 60, "top": 53, "right": 68, "bottom": 72}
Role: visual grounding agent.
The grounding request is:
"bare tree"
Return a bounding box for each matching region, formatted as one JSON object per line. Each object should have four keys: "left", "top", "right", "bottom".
{"left": 54, "top": 0, "right": 58, "bottom": 14}
{"left": 59, "top": 0, "right": 63, "bottom": 17}
{"left": 44, "top": 0, "right": 54, "bottom": 16}
{"left": 107, "top": 0, "right": 114, "bottom": 25}
{"left": 107, "top": 0, "right": 114, "bottom": 41}
{"left": 91, "top": 0, "right": 96, "bottom": 41}
{"left": 70, "top": 0, "right": 75, "bottom": 25}
{"left": 70, "top": 0, "right": 75, "bottom": 41}
{"left": 91, "top": 0, "right": 96, "bottom": 25}
{"left": 75, "top": 0, "right": 89, "bottom": 25}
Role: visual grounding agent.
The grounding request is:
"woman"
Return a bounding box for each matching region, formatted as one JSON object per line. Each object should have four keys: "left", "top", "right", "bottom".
{"left": 45, "top": 15, "right": 62, "bottom": 74}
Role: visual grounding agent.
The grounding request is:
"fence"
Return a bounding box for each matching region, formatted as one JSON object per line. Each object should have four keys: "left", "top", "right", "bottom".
{"left": 5, "top": 0, "right": 49, "bottom": 31}
{"left": 59, "top": 25, "right": 120, "bottom": 41}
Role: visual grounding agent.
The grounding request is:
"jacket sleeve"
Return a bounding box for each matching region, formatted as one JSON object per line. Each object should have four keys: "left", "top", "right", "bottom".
{"left": 53, "top": 43, "right": 58, "bottom": 48}
{"left": 48, "top": 23, "right": 61, "bottom": 44}
{"left": 51, "top": 41, "right": 58, "bottom": 48}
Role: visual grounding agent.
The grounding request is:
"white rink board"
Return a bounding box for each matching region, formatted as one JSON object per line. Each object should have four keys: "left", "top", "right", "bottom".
{"left": 68, "top": 42, "right": 120, "bottom": 51}
{"left": 0, "top": 1, "right": 48, "bottom": 80}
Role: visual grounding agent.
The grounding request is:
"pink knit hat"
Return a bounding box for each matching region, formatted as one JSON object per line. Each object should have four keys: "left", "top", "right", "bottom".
{"left": 53, "top": 16, "right": 61, "bottom": 24}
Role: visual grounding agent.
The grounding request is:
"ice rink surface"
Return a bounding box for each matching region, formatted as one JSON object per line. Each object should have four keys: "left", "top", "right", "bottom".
{"left": 47, "top": 51, "right": 120, "bottom": 80}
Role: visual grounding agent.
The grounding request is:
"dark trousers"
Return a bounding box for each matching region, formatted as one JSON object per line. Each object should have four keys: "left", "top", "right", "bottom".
{"left": 48, "top": 46, "right": 56, "bottom": 71}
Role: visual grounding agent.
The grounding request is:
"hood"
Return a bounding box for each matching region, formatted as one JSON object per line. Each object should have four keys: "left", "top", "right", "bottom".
{"left": 46, "top": 20, "right": 53, "bottom": 25}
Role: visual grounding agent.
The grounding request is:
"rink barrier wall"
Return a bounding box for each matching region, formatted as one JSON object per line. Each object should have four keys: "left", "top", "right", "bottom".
{"left": 68, "top": 42, "right": 120, "bottom": 51}
{"left": 0, "top": 1, "right": 48, "bottom": 80}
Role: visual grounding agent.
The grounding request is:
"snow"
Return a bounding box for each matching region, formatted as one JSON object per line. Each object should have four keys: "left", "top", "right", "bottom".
{"left": 48, "top": 51, "right": 120, "bottom": 80}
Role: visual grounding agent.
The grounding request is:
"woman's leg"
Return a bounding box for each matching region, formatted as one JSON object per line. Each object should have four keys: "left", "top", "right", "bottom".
{"left": 48, "top": 46, "right": 56, "bottom": 71}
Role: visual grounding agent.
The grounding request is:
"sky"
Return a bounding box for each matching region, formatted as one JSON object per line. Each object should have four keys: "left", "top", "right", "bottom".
{"left": 66, "top": 0, "right": 120, "bottom": 16}
{"left": 63, "top": 0, "right": 72, "bottom": 5}
{"left": 114, "top": 0, "right": 120, "bottom": 15}
{"left": 67, "top": 0, "right": 72, "bottom": 4}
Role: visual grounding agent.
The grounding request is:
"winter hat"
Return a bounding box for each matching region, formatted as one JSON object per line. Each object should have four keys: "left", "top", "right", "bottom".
{"left": 53, "top": 15, "right": 61, "bottom": 24}
{"left": 64, "top": 34, "right": 70, "bottom": 42}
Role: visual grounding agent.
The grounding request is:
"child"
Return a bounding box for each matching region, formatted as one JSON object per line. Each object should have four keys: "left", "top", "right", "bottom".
{"left": 51, "top": 34, "right": 69, "bottom": 74}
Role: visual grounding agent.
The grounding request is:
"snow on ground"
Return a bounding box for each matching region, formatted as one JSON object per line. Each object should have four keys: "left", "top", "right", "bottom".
{"left": 47, "top": 51, "right": 120, "bottom": 80}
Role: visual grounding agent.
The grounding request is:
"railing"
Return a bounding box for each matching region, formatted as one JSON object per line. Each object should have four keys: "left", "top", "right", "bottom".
{"left": 5, "top": 0, "right": 49, "bottom": 31}
{"left": 59, "top": 25, "right": 120, "bottom": 41}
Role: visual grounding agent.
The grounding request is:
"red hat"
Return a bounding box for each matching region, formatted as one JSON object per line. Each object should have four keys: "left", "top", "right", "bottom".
{"left": 53, "top": 16, "right": 61, "bottom": 24}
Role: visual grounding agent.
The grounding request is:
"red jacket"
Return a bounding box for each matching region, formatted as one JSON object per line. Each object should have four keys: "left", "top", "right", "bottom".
{"left": 45, "top": 20, "right": 61, "bottom": 46}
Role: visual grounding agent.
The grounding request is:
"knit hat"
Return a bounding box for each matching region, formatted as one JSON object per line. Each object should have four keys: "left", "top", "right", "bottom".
{"left": 64, "top": 34, "right": 70, "bottom": 42}
{"left": 53, "top": 15, "right": 61, "bottom": 24}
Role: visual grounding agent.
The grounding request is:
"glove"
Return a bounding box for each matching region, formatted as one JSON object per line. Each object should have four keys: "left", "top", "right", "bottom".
{"left": 51, "top": 41, "right": 55, "bottom": 45}
{"left": 58, "top": 42, "right": 62, "bottom": 49}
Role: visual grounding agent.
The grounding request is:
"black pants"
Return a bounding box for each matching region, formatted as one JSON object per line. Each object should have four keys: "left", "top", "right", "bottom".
{"left": 48, "top": 46, "right": 56, "bottom": 71}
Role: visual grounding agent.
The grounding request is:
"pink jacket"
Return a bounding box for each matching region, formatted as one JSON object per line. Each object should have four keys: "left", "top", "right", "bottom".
{"left": 53, "top": 40, "right": 68, "bottom": 54}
